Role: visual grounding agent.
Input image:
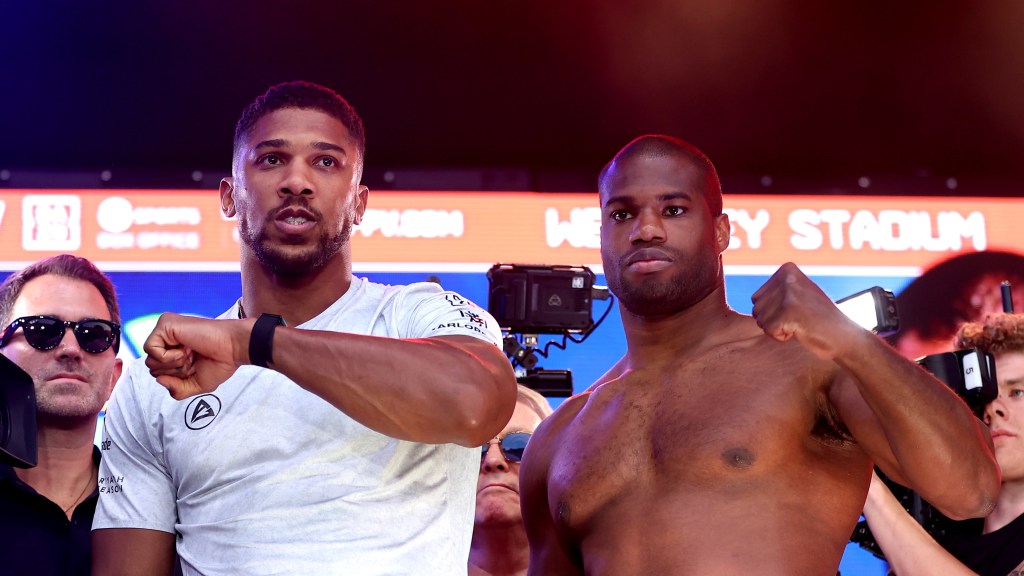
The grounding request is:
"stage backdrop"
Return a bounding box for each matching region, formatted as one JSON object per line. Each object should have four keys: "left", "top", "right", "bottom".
{"left": 2, "top": 188, "right": 1022, "bottom": 576}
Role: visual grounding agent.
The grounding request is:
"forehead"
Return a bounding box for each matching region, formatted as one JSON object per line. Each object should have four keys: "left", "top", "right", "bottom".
{"left": 502, "top": 401, "right": 544, "bottom": 435}
{"left": 243, "top": 108, "right": 356, "bottom": 155}
{"left": 11, "top": 275, "right": 111, "bottom": 321}
{"left": 997, "top": 351, "right": 1024, "bottom": 385}
{"left": 601, "top": 153, "right": 707, "bottom": 206}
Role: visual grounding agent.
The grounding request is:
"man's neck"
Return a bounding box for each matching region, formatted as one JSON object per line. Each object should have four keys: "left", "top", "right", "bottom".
{"left": 240, "top": 250, "right": 353, "bottom": 327}
{"left": 468, "top": 523, "right": 530, "bottom": 576}
{"left": 619, "top": 285, "right": 748, "bottom": 366}
{"left": 15, "top": 421, "right": 98, "bottom": 515}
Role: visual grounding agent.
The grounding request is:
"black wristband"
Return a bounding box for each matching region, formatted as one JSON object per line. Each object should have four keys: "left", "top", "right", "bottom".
{"left": 249, "top": 313, "right": 285, "bottom": 368}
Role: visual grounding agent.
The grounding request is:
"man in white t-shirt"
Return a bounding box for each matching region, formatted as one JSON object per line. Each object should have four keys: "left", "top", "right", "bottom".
{"left": 92, "top": 81, "right": 518, "bottom": 576}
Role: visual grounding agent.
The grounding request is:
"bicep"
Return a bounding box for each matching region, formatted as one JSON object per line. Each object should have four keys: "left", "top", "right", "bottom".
{"left": 828, "top": 371, "right": 905, "bottom": 483}
{"left": 93, "top": 528, "right": 176, "bottom": 576}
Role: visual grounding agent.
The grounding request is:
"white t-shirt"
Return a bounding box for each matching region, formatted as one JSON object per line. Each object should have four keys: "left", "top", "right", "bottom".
{"left": 94, "top": 278, "right": 504, "bottom": 576}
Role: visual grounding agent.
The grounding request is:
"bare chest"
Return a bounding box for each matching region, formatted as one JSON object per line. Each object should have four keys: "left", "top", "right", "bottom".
{"left": 547, "top": 349, "right": 835, "bottom": 537}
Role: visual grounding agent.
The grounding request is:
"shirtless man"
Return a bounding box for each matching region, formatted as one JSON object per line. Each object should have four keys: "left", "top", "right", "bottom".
{"left": 519, "top": 135, "right": 1000, "bottom": 575}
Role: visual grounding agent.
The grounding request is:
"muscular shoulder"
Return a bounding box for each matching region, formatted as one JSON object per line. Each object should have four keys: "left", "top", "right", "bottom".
{"left": 728, "top": 327, "right": 855, "bottom": 441}
{"left": 523, "top": 393, "right": 590, "bottom": 467}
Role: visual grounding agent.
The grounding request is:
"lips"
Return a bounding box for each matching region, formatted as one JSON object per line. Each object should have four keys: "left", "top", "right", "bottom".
{"left": 623, "top": 248, "right": 673, "bottom": 273}
{"left": 479, "top": 482, "right": 517, "bottom": 495}
{"left": 273, "top": 205, "right": 318, "bottom": 235}
{"left": 45, "top": 368, "right": 88, "bottom": 387}
{"left": 47, "top": 371, "right": 88, "bottom": 384}
{"left": 990, "top": 428, "right": 1015, "bottom": 440}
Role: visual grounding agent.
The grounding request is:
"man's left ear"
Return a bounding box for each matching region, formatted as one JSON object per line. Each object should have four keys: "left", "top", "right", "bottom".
{"left": 354, "top": 185, "right": 369, "bottom": 225}
{"left": 715, "top": 213, "right": 731, "bottom": 254}
{"left": 107, "top": 358, "right": 123, "bottom": 399}
{"left": 219, "top": 178, "right": 237, "bottom": 218}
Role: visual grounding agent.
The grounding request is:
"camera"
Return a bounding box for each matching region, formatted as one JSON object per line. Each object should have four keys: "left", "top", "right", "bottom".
{"left": 487, "top": 263, "right": 610, "bottom": 398}
{"left": 487, "top": 264, "right": 596, "bottom": 334}
{"left": 918, "top": 348, "right": 998, "bottom": 419}
{"left": 0, "top": 353, "right": 38, "bottom": 468}
{"left": 835, "top": 286, "right": 899, "bottom": 336}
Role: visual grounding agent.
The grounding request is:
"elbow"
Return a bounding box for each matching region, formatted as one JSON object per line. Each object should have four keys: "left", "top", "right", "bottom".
{"left": 455, "top": 416, "right": 503, "bottom": 448}
{"left": 451, "top": 399, "right": 513, "bottom": 447}
{"left": 931, "top": 466, "right": 1001, "bottom": 521}
{"left": 451, "top": 364, "right": 518, "bottom": 447}
{"left": 940, "top": 493, "right": 997, "bottom": 522}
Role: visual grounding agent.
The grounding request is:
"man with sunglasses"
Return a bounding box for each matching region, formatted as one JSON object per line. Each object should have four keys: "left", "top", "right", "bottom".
{"left": 470, "top": 384, "right": 553, "bottom": 576}
{"left": 91, "top": 81, "right": 517, "bottom": 576}
{"left": 519, "top": 135, "right": 1000, "bottom": 575}
{"left": 0, "top": 254, "right": 123, "bottom": 576}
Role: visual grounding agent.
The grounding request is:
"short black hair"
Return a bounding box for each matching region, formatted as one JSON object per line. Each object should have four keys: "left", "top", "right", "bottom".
{"left": 233, "top": 81, "right": 366, "bottom": 165}
{"left": 598, "top": 135, "right": 723, "bottom": 216}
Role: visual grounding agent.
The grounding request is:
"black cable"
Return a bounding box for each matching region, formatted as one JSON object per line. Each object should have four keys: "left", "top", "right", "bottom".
{"left": 534, "top": 294, "right": 617, "bottom": 360}
{"left": 503, "top": 294, "right": 616, "bottom": 368}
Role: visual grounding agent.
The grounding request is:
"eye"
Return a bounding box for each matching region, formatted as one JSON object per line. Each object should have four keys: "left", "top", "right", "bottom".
{"left": 609, "top": 210, "right": 632, "bottom": 222}
{"left": 664, "top": 206, "right": 687, "bottom": 216}
{"left": 315, "top": 156, "right": 337, "bottom": 168}
{"left": 1008, "top": 388, "right": 1024, "bottom": 398}
{"left": 257, "top": 154, "right": 282, "bottom": 166}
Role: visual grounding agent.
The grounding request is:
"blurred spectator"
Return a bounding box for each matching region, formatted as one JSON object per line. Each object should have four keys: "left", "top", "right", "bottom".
{"left": 469, "top": 385, "right": 553, "bottom": 576}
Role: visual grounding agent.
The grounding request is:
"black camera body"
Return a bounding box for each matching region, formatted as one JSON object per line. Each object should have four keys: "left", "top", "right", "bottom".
{"left": 0, "top": 353, "right": 38, "bottom": 468}
{"left": 487, "top": 263, "right": 604, "bottom": 398}
{"left": 487, "top": 264, "right": 595, "bottom": 334}
{"left": 918, "top": 348, "right": 998, "bottom": 419}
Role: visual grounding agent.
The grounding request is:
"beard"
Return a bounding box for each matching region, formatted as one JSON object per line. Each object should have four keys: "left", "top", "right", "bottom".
{"left": 239, "top": 198, "right": 351, "bottom": 277}
{"left": 603, "top": 245, "right": 721, "bottom": 318}
{"left": 34, "top": 359, "right": 111, "bottom": 420}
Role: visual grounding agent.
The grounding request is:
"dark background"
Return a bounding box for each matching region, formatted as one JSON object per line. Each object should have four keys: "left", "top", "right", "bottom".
{"left": 4, "top": 1, "right": 1024, "bottom": 194}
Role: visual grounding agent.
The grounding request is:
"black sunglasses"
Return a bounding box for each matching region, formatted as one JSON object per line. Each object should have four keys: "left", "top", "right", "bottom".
{"left": 481, "top": 432, "right": 531, "bottom": 463}
{"left": 0, "top": 315, "right": 120, "bottom": 354}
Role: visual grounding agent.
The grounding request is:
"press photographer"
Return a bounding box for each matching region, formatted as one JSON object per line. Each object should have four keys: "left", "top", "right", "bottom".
{"left": 862, "top": 312, "right": 1024, "bottom": 576}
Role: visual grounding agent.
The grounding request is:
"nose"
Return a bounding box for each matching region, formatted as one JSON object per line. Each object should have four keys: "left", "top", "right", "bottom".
{"left": 480, "top": 442, "right": 510, "bottom": 473}
{"left": 55, "top": 327, "right": 84, "bottom": 360}
{"left": 279, "top": 163, "right": 315, "bottom": 197}
{"left": 984, "top": 394, "right": 1008, "bottom": 425}
{"left": 628, "top": 209, "right": 666, "bottom": 245}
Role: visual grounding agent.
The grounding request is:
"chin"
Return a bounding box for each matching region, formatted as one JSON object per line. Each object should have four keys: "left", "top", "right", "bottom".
{"left": 476, "top": 508, "right": 524, "bottom": 528}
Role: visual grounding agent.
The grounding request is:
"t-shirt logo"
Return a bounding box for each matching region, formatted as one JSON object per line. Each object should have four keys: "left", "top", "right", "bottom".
{"left": 184, "top": 394, "right": 222, "bottom": 430}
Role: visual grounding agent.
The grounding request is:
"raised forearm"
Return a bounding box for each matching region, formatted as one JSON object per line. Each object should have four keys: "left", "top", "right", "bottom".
{"left": 270, "top": 329, "right": 518, "bottom": 446}
{"left": 862, "top": 474, "right": 979, "bottom": 576}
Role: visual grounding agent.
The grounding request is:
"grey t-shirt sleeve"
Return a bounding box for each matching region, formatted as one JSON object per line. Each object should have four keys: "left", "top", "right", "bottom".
{"left": 93, "top": 359, "right": 178, "bottom": 533}
{"left": 395, "top": 282, "right": 503, "bottom": 345}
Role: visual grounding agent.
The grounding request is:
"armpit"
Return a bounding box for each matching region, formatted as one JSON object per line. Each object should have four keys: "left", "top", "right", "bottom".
{"left": 811, "top": 394, "right": 855, "bottom": 447}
